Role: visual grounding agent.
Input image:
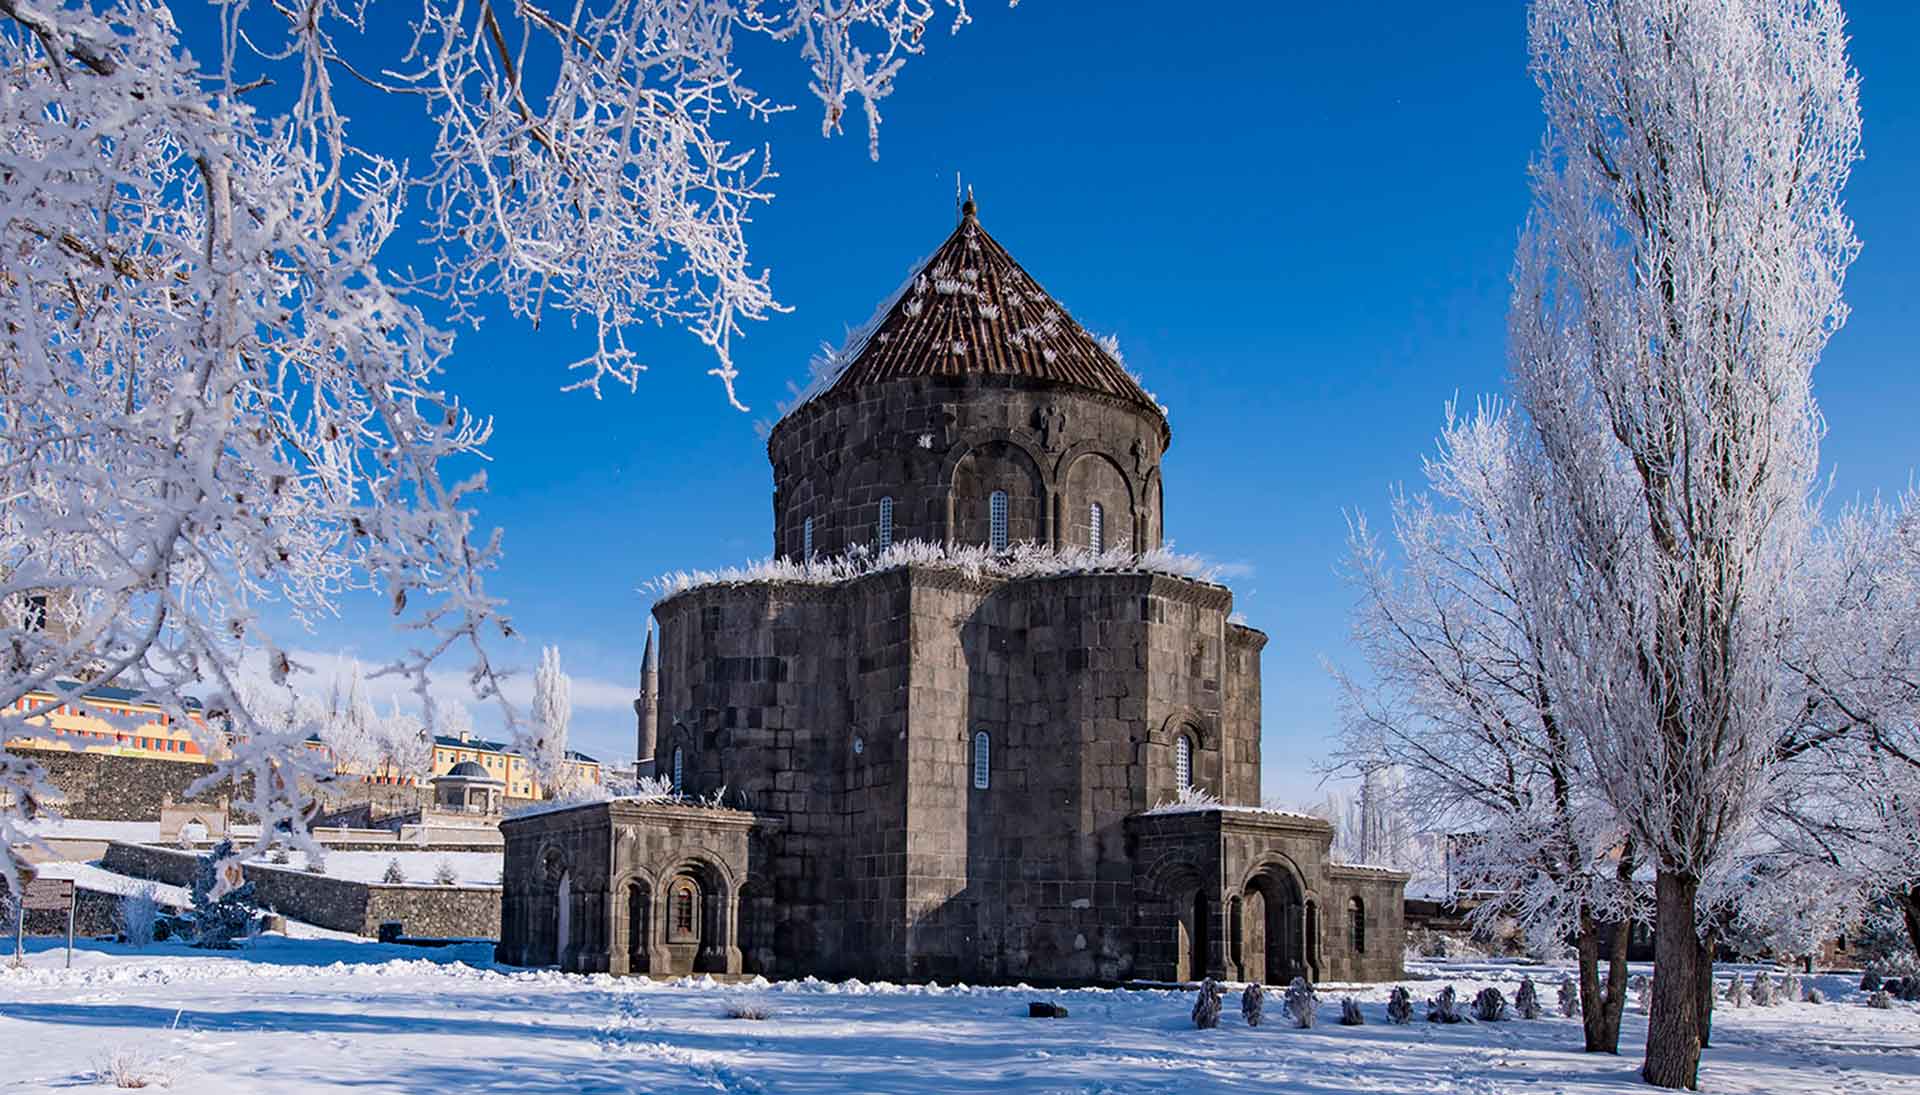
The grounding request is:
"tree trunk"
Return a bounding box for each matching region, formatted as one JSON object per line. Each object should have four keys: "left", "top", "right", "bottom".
{"left": 1575, "top": 909, "right": 1628, "bottom": 1053}
{"left": 1644, "top": 869, "right": 1702, "bottom": 1090}
{"left": 1694, "top": 926, "right": 1716, "bottom": 1050}
{"left": 1902, "top": 884, "right": 1920, "bottom": 963}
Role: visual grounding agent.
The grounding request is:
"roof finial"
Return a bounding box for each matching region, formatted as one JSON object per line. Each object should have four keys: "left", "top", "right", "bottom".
{"left": 961, "top": 184, "right": 977, "bottom": 221}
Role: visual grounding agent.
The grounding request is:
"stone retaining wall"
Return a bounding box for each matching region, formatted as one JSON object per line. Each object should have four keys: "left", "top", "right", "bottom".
{"left": 16, "top": 748, "right": 225, "bottom": 821}
{"left": 101, "top": 842, "right": 500, "bottom": 939}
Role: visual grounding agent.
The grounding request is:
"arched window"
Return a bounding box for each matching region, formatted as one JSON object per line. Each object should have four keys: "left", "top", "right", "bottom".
{"left": 1349, "top": 896, "right": 1366, "bottom": 954}
{"left": 989, "top": 490, "right": 1009, "bottom": 551}
{"left": 1175, "top": 733, "right": 1193, "bottom": 791}
{"left": 669, "top": 879, "right": 699, "bottom": 941}
{"left": 878, "top": 496, "right": 894, "bottom": 550}
{"left": 972, "top": 731, "right": 990, "bottom": 789}
{"left": 802, "top": 516, "right": 815, "bottom": 560}
{"left": 1089, "top": 502, "right": 1104, "bottom": 553}
{"left": 671, "top": 746, "right": 685, "bottom": 793}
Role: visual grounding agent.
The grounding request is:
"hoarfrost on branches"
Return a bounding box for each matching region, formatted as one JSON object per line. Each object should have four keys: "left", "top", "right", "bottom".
{"left": 0, "top": 0, "right": 1010, "bottom": 894}
{"left": 651, "top": 540, "right": 1225, "bottom": 601}
{"left": 529, "top": 646, "right": 573, "bottom": 791}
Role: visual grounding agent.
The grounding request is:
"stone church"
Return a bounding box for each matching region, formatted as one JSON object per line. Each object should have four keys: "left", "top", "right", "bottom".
{"left": 498, "top": 199, "right": 1408, "bottom": 984}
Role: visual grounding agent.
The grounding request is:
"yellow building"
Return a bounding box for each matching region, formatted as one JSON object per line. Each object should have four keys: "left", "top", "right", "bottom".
{"left": 4, "top": 682, "right": 218, "bottom": 762}
{"left": 430, "top": 729, "right": 602, "bottom": 800}
{"left": 305, "top": 727, "right": 603, "bottom": 801}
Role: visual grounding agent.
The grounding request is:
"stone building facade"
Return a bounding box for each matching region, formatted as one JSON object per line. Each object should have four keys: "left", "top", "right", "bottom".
{"left": 499, "top": 200, "right": 1407, "bottom": 984}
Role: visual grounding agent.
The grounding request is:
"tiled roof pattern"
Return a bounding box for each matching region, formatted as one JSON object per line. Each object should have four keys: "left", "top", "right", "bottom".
{"left": 810, "top": 207, "right": 1162, "bottom": 416}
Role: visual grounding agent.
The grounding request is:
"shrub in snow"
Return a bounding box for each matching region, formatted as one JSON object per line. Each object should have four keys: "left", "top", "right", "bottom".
{"left": 1240, "top": 982, "right": 1264, "bottom": 1027}
{"left": 117, "top": 884, "right": 161, "bottom": 948}
{"left": 1867, "top": 990, "right": 1893, "bottom": 1009}
{"left": 724, "top": 1004, "right": 769, "bottom": 1021}
{"left": 1861, "top": 971, "right": 1882, "bottom": 992}
{"left": 1387, "top": 986, "right": 1414, "bottom": 1024}
{"left": 1192, "top": 979, "right": 1223, "bottom": 1029}
{"left": 1472, "top": 987, "right": 1509, "bottom": 1022}
{"left": 1631, "top": 973, "right": 1654, "bottom": 1011}
{"left": 1427, "top": 985, "right": 1467, "bottom": 1024}
{"left": 1804, "top": 986, "right": 1824, "bottom": 1004}
{"left": 188, "top": 840, "right": 256, "bottom": 949}
{"left": 1780, "top": 972, "right": 1802, "bottom": 1004}
{"left": 1515, "top": 977, "right": 1541, "bottom": 1019}
{"left": 1283, "top": 977, "right": 1318, "bottom": 1028}
{"left": 269, "top": 847, "right": 291, "bottom": 865}
{"left": 1724, "top": 974, "right": 1748, "bottom": 1008}
{"left": 1750, "top": 971, "right": 1775, "bottom": 1007}
{"left": 93, "top": 1046, "right": 168, "bottom": 1089}
{"left": 1339, "top": 997, "right": 1365, "bottom": 1025}
{"left": 1902, "top": 978, "right": 1920, "bottom": 1003}
{"left": 1558, "top": 976, "right": 1580, "bottom": 1018}
{"left": 381, "top": 859, "right": 406, "bottom": 884}
{"left": 433, "top": 858, "right": 458, "bottom": 886}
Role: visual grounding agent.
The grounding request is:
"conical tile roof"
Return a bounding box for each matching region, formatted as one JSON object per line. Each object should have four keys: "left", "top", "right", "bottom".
{"left": 795, "top": 201, "right": 1164, "bottom": 419}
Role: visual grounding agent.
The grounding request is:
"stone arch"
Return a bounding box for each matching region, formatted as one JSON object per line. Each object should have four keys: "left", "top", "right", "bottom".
{"left": 657, "top": 853, "right": 739, "bottom": 976}
{"left": 609, "top": 866, "right": 658, "bottom": 977}
{"left": 1058, "top": 449, "right": 1135, "bottom": 552}
{"left": 944, "top": 435, "right": 1050, "bottom": 547}
{"left": 1241, "top": 856, "right": 1309, "bottom": 986}
{"left": 1139, "top": 852, "right": 1211, "bottom": 983}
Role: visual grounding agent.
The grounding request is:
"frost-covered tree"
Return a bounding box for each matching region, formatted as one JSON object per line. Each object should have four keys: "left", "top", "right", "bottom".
{"left": 1240, "top": 982, "right": 1264, "bottom": 1027}
{"left": 188, "top": 840, "right": 256, "bottom": 948}
{"left": 381, "top": 859, "right": 406, "bottom": 885}
{"left": 1334, "top": 401, "right": 1636, "bottom": 1053}
{"left": 0, "top": 0, "right": 1011, "bottom": 894}
{"left": 529, "top": 646, "right": 573, "bottom": 792}
{"left": 1512, "top": 0, "right": 1861, "bottom": 1085}
{"left": 1339, "top": 997, "right": 1365, "bottom": 1026}
{"left": 117, "top": 884, "right": 161, "bottom": 948}
{"left": 1427, "top": 985, "right": 1466, "bottom": 1025}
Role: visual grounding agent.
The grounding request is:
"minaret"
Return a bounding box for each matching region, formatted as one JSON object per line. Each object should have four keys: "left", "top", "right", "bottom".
{"left": 634, "top": 621, "right": 659, "bottom": 779}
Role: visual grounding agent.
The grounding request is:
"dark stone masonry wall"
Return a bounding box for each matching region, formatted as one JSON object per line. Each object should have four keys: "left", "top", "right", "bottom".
{"left": 99, "top": 842, "right": 500, "bottom": 939}
{"left": 766, "top": 375, "right": 1168, "bottom": 560}
{"left": 650, "top": 564, "right": 1295, "bottom": 984}
{"left": 15, "top": 748, "right": 225, "bottom": 821}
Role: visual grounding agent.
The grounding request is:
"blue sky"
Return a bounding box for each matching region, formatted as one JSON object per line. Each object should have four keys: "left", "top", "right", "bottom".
{"left": 238, "top": 3, "right": 1919, "bottom": 803}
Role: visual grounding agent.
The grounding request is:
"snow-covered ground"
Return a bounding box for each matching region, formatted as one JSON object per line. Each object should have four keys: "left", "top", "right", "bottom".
{"left": 247, "top": 849, "right": 502, "bottom": 887}
{"left": 2, "top": 943, "right": 1916, "bottom": 1093}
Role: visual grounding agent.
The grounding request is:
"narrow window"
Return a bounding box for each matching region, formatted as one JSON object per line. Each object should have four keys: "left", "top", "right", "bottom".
{"left": 1350, "top": 896, "right": 1367, "bottom": 954}
{"left": 989, "top": 491, "right": 1009, "bottom": 551}
{"left": 802, "top": 516, "right": 814, "bottom": 560}
{"left": 1175, "top": 733, "right": 1193, "bottom": 792}
{"left": 671, "top": 746, "right": 685, "bottom": 793}
{"left": 1089, "top": 502, "right": 1105, "bottom": 553}
{"left": 878, "top": 496, "right": 895, "bottom": 551}
{"left": 673, "top": 883, "right": 696, "bottom": 936}
{"left": 972, "top": 731, "right": 990, "bottom": 789}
